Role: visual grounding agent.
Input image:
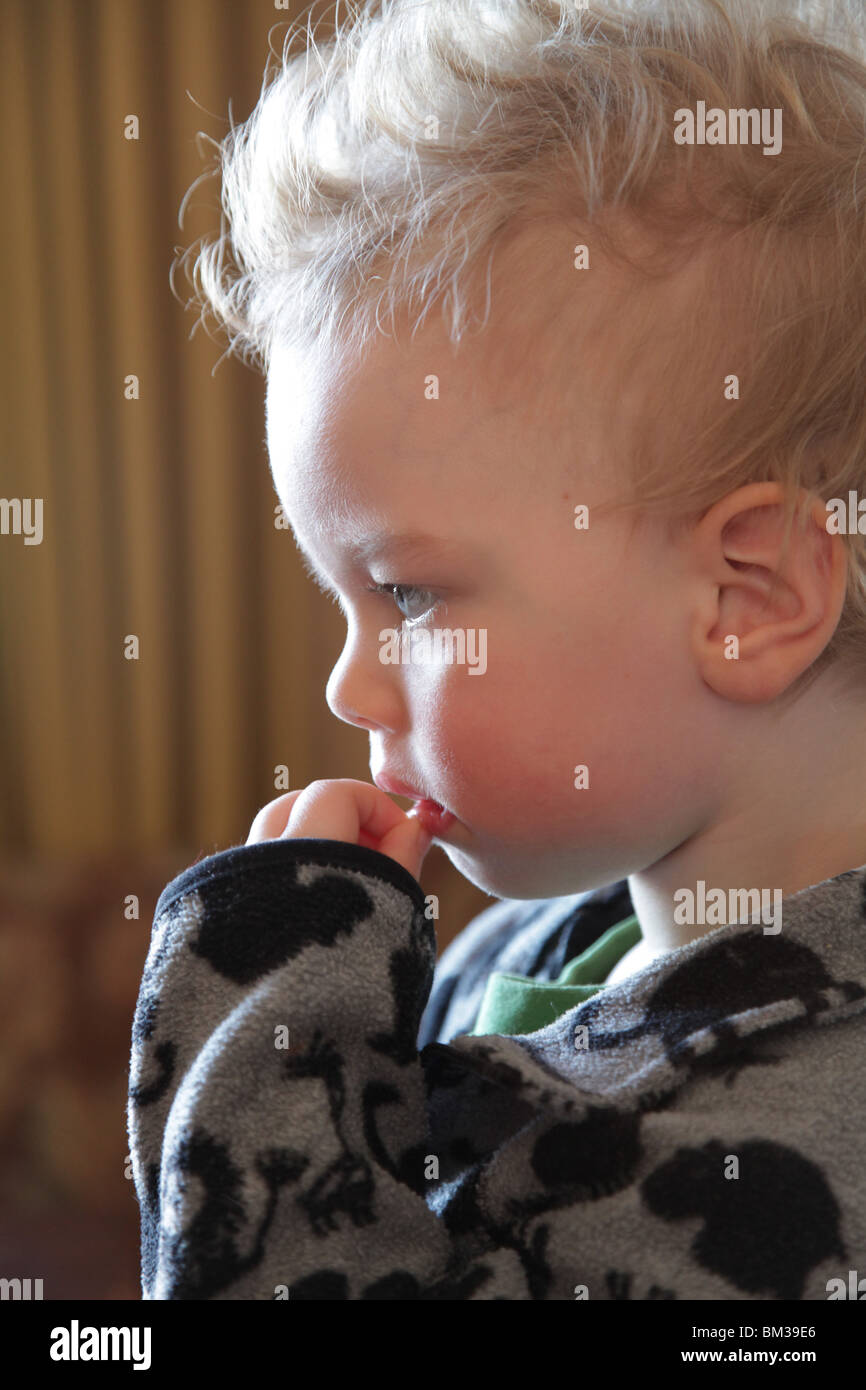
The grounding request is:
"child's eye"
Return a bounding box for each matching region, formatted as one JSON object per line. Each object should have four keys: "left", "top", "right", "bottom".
{"left": 366, "top": 582, "right": 441, "bottom": 625}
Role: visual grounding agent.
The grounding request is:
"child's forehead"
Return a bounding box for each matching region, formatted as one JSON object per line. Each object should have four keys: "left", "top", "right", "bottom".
{"left": 266, "top": 213, "right": 726, "bottom": 484}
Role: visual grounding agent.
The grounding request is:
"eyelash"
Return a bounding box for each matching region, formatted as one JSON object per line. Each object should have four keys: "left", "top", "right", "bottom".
{"left": 299, "top": 555, "right": 442, "bottom": 626}
{"left": 365, "top": 582, "right": 442, "bottom": 626}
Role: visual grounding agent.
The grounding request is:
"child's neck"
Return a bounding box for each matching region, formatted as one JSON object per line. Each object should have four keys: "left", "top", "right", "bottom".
{"left": 626, "top": 685, "right": 866, "bottom": 972}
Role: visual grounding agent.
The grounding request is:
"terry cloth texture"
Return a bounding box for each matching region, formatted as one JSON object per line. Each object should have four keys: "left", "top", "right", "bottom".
{"left": 127, "top": 840, "right": 866, "bottom": 1300}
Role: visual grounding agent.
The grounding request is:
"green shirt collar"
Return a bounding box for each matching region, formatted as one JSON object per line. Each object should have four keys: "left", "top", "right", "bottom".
{"left": 471, "top": 914, "right": 641, "bottom": 1037}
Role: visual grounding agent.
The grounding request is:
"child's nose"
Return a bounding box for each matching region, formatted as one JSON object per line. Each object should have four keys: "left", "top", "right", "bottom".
{"left": 325, "top": 639, "right": 403, "bottom": 734}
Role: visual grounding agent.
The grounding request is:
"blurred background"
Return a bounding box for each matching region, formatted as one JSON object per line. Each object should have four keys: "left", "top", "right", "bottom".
{"left": 0, "top": 0, "right": 493, "bottom": 1299}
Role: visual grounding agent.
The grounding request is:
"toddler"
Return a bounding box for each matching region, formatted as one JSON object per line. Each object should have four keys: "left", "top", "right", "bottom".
{"left": 129, "top": 0, "right": 866, "bottom": 1300}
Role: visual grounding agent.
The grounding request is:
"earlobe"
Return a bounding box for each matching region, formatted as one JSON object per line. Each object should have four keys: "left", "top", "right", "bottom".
{"left": 690, "top": 484, "right": 848, "bottom": 703}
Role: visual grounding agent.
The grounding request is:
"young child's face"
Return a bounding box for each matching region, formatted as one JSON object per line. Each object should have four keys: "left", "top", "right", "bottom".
{"left": 265, "top": 242, "right": 728, "bottom": 900}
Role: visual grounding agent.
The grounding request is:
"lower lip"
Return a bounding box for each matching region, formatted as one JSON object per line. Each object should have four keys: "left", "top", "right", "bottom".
{"left": 412, "top": 798, "right": 457, "bottom": 837}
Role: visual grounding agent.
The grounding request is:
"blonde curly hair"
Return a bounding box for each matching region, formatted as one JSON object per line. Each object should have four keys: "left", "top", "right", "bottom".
{"left": 176, "top": 0, "right": 866, "bottom": 690}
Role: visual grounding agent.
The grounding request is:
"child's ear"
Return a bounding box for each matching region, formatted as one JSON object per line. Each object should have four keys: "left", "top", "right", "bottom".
{"left": 688, "top": 482, "right": 848, "bottom": 703}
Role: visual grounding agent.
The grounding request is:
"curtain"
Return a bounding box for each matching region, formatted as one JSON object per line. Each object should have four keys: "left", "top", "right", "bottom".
{"left": 0, "top": 0, "right": 491, "bottom": 934}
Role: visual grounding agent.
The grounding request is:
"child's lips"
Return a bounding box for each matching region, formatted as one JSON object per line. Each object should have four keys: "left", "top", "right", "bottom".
{"left": 410, "top": 799, "right": 456, "bottom": 837}
{"left": 373, "top": 773, "right": 457, "bottom": 836}
{"left": 373, "top": 770, "right": 432, "bottom": 801}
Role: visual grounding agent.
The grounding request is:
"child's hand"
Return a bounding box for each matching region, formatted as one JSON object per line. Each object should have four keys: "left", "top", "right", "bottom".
{"left": 245, "top": 779, "right": 434, "bottom": 882}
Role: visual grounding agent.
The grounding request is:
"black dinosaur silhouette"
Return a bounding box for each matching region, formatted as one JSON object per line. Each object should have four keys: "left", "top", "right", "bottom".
{"left": 641, "top": 1138, "right": 846, "bottom": 1298}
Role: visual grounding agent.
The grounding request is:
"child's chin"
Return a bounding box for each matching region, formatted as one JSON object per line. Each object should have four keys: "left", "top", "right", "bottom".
{"left": 443, "top": 841, "right": 596, "bottom": 902}
{"left": 436, "top": 841, "right": 543, "bottom": 901}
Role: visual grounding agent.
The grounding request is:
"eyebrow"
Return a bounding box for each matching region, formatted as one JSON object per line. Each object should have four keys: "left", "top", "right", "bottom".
{"left": 295, "top": 531, "right": 463, "bottom": 591}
